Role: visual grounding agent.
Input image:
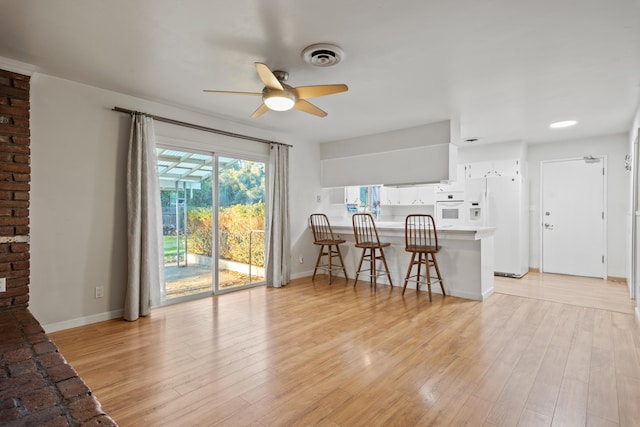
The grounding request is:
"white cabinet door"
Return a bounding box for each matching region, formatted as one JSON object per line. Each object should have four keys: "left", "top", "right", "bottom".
{"left": 380, "top": 185, "right": 435, "bottom": 205}
{"left": 461, "top": 159, "right": 520, "bottom": 180}
{"left": 395, "top": 186, "right": 434, "bottom": 205}
{"left": 397, "top": 187, "right": 417, "bottom": 205}
{"left": 457, "top": 164, "right": 468, "bottom": 181}
{"left": 467, "top": 161, "right": 493, "bottom": 179}
{"left": 493, "top": 159, "right": 520, "bottom": 177}
{"left": 416, "top": 185, "right": 435, "bottom": 205}
{"left": 345, "top": 186, "right": 360, "bottom": 204}
{"left": 379, "top": 186, "right": 398, "bottom": 205}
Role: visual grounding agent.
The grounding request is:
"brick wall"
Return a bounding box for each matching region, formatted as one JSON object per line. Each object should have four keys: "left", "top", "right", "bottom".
{"left": 0, "top": 69, "right": 30, "bottom": 309}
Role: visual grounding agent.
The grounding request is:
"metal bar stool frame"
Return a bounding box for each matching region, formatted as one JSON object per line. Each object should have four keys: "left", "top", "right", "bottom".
{"left": 352, "top": 213, "right": 393, "bottom": 291}
{"left": 309, "top": 214, "right": 348, "bottom": 284}
{"left": 402, "top": 214, "right": 446, "bottom": 301}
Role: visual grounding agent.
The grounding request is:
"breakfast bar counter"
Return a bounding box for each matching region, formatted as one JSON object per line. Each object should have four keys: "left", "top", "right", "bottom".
{"left": 328, "top": 220, "right": 495, "bottom": 301}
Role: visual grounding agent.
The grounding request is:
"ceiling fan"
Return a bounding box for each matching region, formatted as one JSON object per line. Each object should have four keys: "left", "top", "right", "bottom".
{"left": 204, "top": 62, "right": 348, "bottom": 118}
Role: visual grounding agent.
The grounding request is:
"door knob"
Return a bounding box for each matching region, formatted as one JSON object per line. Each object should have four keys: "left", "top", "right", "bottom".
{"left": 544, "top": 223, "right": 554, "bottom": 230}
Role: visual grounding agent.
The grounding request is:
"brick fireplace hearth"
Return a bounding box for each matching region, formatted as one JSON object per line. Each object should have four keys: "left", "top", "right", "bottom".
{"left": 0, "top": 69, "right": 117, "bottom": 425}
{"left": 0, "top": 309, "right": 116, "bottom": 425}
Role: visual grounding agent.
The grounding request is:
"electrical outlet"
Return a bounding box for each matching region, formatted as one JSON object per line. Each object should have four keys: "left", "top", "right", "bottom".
{"left": 299, "top": 256, "right": 304, "bottom": 264}
{"left": 95, "top": 286, "right": 104, "bottom": 298}
{"left": 0, "top": 278, "right": 5, "bottom": 293}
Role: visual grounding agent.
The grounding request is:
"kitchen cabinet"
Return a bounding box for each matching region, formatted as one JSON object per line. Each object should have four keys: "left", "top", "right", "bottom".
{"left": 493, "top": 159, "right": 521, "bottom": 177}
{"left": 379, "top": 186, "right": 397, "bottom": 205}
{"left": 345, "top": 186, "right": 360, "bottom": 204}
{"left": 380, "top": 185, "right": 434, "bottom": 206}
{"left": 462, "top": 161, "right": 492, "bottom": 179}
{"left": 460, "top": 159, "right": 521, "bottom": 179}
{"left": 397, "top": 187, "right": 417, "bottom": 205}
{"left": 418, "top": 185, "right": 435, "bottom": 205}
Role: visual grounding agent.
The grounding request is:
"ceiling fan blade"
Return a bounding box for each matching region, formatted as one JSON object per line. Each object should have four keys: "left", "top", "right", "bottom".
{"left": 203, "top": 90, "right": 262, "bottom": 96}
{"left": 255, "top": 62, "right": 284, "bottom": 91}
{"left": 251, "top": 103, "right": 270, "bottom": 119}
{"left": 293, "top": 84, "right": 348, "bottom": 100}
{"left": 294, "top": 100, "right": 327, "bottom": 117}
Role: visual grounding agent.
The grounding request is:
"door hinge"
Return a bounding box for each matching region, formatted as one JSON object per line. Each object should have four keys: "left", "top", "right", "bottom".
{"left": 603, "top": 167, "right": 605, "bottom": 175}
{"left": 602, "top": 255, "right": 605, "bottom": 264}
{"left": 602, "top": 211, "right": 604, "bottom": 220}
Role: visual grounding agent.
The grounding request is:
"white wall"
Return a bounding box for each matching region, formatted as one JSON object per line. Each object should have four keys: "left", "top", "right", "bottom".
{"left": 320, "top": 120, "right": 451, "bottom": 159}
{"left": 30, "top": 73, "right": 320, "bottom": 330}
{"left": 527, "top": 134, "right": 629, "bottom": 277}
{"left": 290, "top": 141, "right": 324, "bottom": 278}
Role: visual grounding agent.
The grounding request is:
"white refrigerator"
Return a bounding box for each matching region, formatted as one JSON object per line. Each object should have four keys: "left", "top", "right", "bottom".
{"left": 465, "top": 176, "right": 529, "bottom": 278}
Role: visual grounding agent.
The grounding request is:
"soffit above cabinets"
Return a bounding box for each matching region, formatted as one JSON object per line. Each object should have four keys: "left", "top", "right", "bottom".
{"left": 321, "top": 144, "right": 457, "bottom": 187}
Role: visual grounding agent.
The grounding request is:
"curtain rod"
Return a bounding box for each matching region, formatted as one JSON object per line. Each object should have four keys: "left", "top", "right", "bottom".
{"left": 112, "top": 106, "right": 293, "bottom": 148}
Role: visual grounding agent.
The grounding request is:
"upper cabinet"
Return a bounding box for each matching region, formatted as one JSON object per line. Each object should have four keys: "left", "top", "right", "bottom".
{"left": 345, "top": 186, "right": 360, "bottom": 204}
{"left": 379, "top": 185, "right": 396, "bottom": 205}
{"left": 460, "top": 159, "right": 521, "bottom": 179}
{"left": 380, "top": 184, "right": 435, "bottom": 206}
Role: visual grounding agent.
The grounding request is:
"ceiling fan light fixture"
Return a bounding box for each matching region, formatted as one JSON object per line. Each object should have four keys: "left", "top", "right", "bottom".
{"left": 263, "top": 90, "right": 296, "bottom": 111}
{"left": 205, "top": 62, "right": 346, "bottom": 118}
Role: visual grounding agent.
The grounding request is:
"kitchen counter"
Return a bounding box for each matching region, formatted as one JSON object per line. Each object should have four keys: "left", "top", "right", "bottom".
{"left": 328, "top": 220, "right": 495, "bottom": 301}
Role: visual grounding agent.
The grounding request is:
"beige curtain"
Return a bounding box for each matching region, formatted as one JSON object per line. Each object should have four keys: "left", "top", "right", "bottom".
{"left": 124, "top": 113, "right": 164, "bottom": 321}
{"left": 265, "top": 143, "right": 291, "bottom": 287}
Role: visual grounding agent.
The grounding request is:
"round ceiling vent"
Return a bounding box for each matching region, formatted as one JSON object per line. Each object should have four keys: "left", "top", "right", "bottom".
{"left": 302, "top": 43, "right": 344, "bottom": 67}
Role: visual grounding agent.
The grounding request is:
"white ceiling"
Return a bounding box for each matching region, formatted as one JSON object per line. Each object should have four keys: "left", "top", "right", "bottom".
{"left": 1, "top": 0, "right": 639, "bottom": 145}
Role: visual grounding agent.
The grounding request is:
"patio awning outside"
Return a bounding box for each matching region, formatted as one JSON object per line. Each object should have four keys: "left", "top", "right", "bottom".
{"left": 157, "top": 149, "right": 213, "bottom": 190}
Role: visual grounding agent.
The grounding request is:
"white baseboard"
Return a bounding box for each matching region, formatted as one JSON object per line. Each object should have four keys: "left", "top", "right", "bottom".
{"left": 448, "top": 288, "right": 492, "bottom": 301}
{"left": 43, "top": 309, "right": 123, "bottom": 333}
{"left": 290, "top": 270, "right": 315, "bottom": 280}
{"left": 636, "top": 306, "right": 640, "bottom": 324}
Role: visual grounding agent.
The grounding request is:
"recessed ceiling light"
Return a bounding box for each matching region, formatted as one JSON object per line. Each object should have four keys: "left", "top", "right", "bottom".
{"left": 550, "top": 120, "right": 577, "bottom": 129}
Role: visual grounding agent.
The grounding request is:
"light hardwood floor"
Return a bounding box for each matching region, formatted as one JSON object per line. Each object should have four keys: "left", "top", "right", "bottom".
{"left": 50, "top": 273, "right": 640, "bottom": 426}
{"left": 494, "top": 272, "right": 635, "bottom": 315}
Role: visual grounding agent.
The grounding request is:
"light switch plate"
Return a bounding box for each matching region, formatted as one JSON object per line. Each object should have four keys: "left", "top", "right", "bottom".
{"left": 0, "top": 278, "right": 6, "bottom": 293}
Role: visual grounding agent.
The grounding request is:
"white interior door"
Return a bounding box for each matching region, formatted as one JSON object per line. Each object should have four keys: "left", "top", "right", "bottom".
{"left": 541, "top": 157, "right": 605, "bottom": 278}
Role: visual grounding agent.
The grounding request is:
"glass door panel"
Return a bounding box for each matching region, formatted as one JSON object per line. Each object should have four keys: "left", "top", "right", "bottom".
{"left": 157, "top": 148, "right": 214, "bottom": 301}
{"left": 217, "top": 156, "right": 266, "bottom": 291}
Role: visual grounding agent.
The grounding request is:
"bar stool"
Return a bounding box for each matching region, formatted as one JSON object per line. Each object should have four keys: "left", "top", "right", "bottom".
{"left": 402, "top": 214, "right": 446, "bottom": 301}
{"left": 352, "top": 213, "right": 393, "bottom": 291}
{"left": 309, "top": 214, "right": 348, "bottom": 284}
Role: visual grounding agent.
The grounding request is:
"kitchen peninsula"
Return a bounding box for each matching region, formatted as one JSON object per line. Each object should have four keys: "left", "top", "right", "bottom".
{"left": 328, "top": 220, "right": 495, "bottom": 301}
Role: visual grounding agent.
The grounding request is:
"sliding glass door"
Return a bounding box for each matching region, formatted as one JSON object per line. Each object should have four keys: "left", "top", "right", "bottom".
{"left": 158, "top": 148, "right": 214, "bottom": 301}
{"left": 157, "top": 147, "right": 266, "bottom": 303}
{"left": 217, "top": 156, "right": 266, "bottom": 291}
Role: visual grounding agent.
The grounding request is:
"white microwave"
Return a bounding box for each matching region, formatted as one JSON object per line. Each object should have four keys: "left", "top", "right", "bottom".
{"left": 435, "top": 200, "right": 468, "bottom": 227}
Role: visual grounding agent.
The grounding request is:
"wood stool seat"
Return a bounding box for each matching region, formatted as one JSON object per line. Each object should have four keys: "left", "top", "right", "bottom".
{"left": 352, "top": 213, "right": 393, "bottom": 291}
{"left": 402, "top": 214, "right": 446, "bottom": 301}
{"left": 309, "top": 214, "right": 348, "bottom": 284}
